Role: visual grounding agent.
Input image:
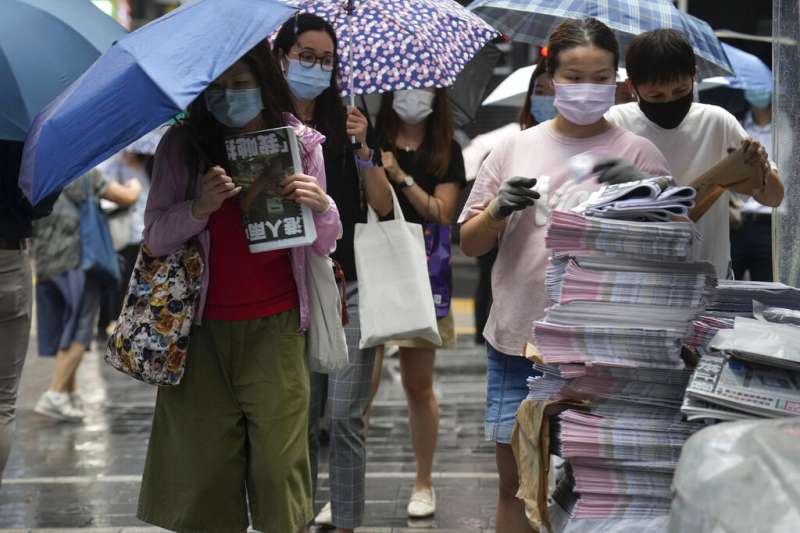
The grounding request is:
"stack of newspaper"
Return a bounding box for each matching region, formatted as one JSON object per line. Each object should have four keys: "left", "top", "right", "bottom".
{"left": 575, "top": 176, "right": 696, "bottom": 222}
{"left": 546, "top": 210, "right": 699, "bottom": 262}
{"left": 529, "top": 213, "right": 712, "bottom": 524}
{"left": 687, "top": 280, "right": 800, "bottom": 349}
{"left": 710, "top": 280, "right": 800, "bottom": 314}
{"left": 551, "top": 401, "right": 698, "bottom": 519}
{"left": 681, "top": 314, "right": 800, "bottom": 422}
{"left": 682, "top": 352, "right": 800, "bottom": 422}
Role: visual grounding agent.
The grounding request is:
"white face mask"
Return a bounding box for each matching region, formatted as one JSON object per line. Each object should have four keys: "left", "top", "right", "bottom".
{"left": 392, "top": 89, "right": 435, "bottom": 125}
{"left": 553, "top": 82, "right": 616, "bottom": 126}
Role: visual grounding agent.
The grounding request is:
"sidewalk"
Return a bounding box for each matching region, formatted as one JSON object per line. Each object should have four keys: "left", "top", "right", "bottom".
{"left": 1, "top": 296, "right": 497, "bottom": 531}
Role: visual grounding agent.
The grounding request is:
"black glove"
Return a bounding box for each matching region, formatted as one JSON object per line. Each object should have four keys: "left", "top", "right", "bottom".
{"left": 592, "top": 157, "right": 648, "bottom": 185}
{"left": 489, "top": 176, "right": 540, "bottom": 218}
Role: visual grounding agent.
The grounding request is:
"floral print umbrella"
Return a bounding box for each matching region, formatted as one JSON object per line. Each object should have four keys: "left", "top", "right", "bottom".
{"left": 287, "top": 0, "right": 499, "bottom": 95}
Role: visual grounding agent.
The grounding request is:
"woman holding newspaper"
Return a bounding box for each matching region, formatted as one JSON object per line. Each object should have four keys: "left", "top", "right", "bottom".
{"left": 459, "top": 18, "right": 670, "bottom": 532}
{"left": 273, "top": 13, "right": 394, "bottom": 533}
{"left": 135, "top": 41, "right": 341, "bottom": 533}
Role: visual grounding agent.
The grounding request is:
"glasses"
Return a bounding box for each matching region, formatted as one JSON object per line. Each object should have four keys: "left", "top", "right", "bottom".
{"left": 295, "top": 49, "right": 335, "bottom": 72}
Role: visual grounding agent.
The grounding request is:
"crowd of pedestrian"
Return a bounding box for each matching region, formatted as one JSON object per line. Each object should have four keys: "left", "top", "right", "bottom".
{"left": 0, "top": 9, "right": 785, "bottom": 533}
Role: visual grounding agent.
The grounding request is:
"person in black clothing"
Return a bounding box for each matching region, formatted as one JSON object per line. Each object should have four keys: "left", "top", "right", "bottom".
{"left": 0, "top": 140, "right": 57, "bottom": 481}
{"left": 274, "top": 14, "right": 393, "bottom": 533}
{"left": 377, "top": 88, "right": 467, "bottom": 518}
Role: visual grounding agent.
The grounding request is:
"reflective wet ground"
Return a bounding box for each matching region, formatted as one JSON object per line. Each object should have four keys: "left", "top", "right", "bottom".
{"left": 1, "top": 325, "right": 497, "bottom": 532}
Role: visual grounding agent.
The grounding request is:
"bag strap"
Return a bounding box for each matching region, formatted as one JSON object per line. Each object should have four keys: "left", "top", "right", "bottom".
{"left": 366, "top": 185, "right": 405, "bottom": 224}
{"left": 331, "top": 259, "right": 349, "bottom": 327}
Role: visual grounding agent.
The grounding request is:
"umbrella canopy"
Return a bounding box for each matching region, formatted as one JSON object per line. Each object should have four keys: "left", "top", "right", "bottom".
{"left": 294, "top": 0, "right": 499, "bottom": 95}
{"left": 448, "top": 42, "right": 503, "bottom": 127}
{"left": 467, "top": 0, "right": 733, "bottom": 77}
{"left": 0, "top": 0, "right": 126, "bottom": 141}
{"left": 716, "top": 42, "right": 772, "bottom": 92}
{"left": 483, "top": 64, "right": 627, "bottom": 107}
{"left": 20, "top": 0, "right": 297, "bottom": 204}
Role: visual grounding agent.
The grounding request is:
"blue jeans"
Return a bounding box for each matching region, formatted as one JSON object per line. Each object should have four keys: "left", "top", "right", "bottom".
{"left": 484, "top": 343, "right": 541, "bottom": 444}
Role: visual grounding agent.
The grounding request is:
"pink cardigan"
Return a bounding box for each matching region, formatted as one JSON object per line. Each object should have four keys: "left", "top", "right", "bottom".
{"left": 143, "top": 114, "right": 341, "bottom": 331}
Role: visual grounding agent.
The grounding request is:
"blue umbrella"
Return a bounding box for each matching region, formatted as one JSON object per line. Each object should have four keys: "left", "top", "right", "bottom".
{"left": 718, "top": 42, "right": 772, "bottom": 92}
{"left": 467, "top": 0, "right": 733, "bottom": 77}
{"left": 0, "top": 0, "right": 126, "bottom": 141}
{"left": 20, "top": 0, "right": 297, "bottom": 205}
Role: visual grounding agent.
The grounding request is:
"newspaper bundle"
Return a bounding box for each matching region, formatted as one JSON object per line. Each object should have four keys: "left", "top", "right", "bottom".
{"left": 526, "top": 210, "right": 711, "bottom": 525}
{"left": 574, "top": 176, "right": 696, "bottom": 222}
{"left": 683, "top": 353, "right": 800, "bottom": 420}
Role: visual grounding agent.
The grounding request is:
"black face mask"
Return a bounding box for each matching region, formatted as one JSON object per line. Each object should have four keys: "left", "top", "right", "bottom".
{"left": 636, "top": 87, "right": 694, "bottom": 129}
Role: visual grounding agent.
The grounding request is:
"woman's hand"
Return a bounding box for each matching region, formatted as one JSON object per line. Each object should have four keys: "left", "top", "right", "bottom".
{"left": 281, "top": 173, "right": 330, "bottom": 213}
{"left": 381, "top": 150, "right": 405, "bottom": 183}
{"left": 347, "top": 107, "right": 371, "bottom": 159}
{"left": 192, "top": 166, "right": 240, "bottom": 219}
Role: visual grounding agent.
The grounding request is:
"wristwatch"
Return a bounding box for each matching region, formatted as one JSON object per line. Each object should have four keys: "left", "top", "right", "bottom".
{"left": 399, "top": 175, "right": 415, "bottom": 189}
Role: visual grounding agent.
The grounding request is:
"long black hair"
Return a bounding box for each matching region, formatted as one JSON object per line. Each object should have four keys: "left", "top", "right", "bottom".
{"left": 376, "top": 89, "right": 454, "bottom": 180}
{"left": 273, "top": 13, "right": 348, "bottom": 151}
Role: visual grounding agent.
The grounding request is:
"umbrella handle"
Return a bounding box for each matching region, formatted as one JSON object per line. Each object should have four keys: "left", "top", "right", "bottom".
{"left": 349, "top": 92, "right": 358, "bottom": 147}
{"left": 347, "top": 1, "right": 359, "bottom": 147}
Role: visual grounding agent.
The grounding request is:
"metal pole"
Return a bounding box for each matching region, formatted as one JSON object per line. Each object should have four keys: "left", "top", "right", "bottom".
{"left": 346, "top": 0, "right": 359, "bottom": 147}
{"left": 347, "top": 0, "right": 356, "bottom": 109}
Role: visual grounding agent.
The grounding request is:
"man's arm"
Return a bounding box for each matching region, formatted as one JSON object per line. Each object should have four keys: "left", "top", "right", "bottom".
{"left": 753, "top": 168, "right": 784, "bottom": 208}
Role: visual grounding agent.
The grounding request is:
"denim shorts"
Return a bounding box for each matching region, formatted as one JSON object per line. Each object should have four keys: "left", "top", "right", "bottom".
{"left": 485, "top": 343, "right": 541, "bottom": 444}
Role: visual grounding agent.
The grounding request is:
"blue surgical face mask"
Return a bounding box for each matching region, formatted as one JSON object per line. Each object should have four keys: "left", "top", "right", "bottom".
{"left": 285, "top": 59, "right": 332, "bottom": 102}
{"left": 530, "top": 95, "right": 557, "bottom": 123}
{"left": 745, "top": 90, "right": 772, "bottom": 109}
{"left": 204, "top": 88, "right": 263, "bottom": 128}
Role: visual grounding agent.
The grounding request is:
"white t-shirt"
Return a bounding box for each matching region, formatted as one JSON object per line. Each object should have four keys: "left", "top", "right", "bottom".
{"left": 606, "top": 102, "right": 749, "bottom": 278}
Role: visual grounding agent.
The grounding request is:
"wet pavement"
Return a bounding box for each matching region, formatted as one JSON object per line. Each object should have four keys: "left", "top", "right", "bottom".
{"left": 0, "top": 291, "right": 498, "bottom": 532}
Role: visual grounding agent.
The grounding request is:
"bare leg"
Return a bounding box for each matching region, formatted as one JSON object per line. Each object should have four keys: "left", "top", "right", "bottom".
{"left": 495, "top": 443, "right": 533, "bottom": 533}
{"left": 65, "top": 373, "right": 76, "bottom": 394}
{"left": 399, "top": 347, "right": 438, "bottom": 491}
{"left": 362, "top": 345, "right": 384, "bottom": 434}
{"left": 48, "top": 342, "right": 86, "bottom": 393}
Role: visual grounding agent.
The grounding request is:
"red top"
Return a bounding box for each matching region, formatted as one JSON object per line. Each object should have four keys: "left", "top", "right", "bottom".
{"left": 204, "top": 199, "right": 298, "bottom": 321}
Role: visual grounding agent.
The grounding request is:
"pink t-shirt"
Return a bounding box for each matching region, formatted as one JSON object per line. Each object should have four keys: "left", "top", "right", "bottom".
{"left": 458, "top": 122, "right": 671, "bottom": 356}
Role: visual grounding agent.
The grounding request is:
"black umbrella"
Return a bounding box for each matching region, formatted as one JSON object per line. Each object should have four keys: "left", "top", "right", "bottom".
{"left": 448, "top": 42, "right": 504, "bottom": 128}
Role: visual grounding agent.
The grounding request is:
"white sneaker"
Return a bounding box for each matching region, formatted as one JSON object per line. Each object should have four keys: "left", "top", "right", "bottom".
{"left": 34, "top": 391, "right": 84, "bottom": 422}
{"left": 407, "top": 486, "right": 436, "bottom": 518}
{"left": 314, "top": 501, "right": 333, "bottom": 527}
